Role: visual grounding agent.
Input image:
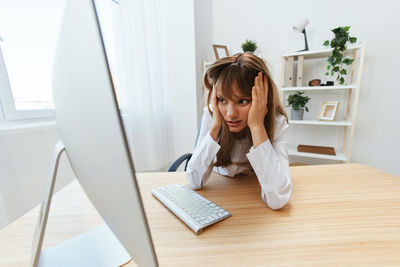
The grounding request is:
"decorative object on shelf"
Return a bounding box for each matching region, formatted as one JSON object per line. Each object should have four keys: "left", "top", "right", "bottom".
{"left": 241, "top": 39, "right": 257, "bottom": 53}
{"left": 320, "top": 81, "right": 334, "bottom": 86}
{"left": 287, "top": 91, "right": 310, "bottom": 120}
{"left": 212, "top": 44, "right": 229, "bottom": 60}
{"left": 293, "top": 18, "right": 310, "bottom": 51}
{"left": 308, "top": 79, "right": 321, "bottom": 86}
{"left": 323, "top": 26, "right": 358, "bottom": 85}
{"left": 297, "top": 144, "right": 336, "bottom": 156}
{"left": 318, "top": 101, "right": 339, "bottom": 121}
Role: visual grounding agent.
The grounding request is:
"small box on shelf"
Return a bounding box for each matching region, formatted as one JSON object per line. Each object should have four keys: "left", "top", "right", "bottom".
{"left": 297, "top": 144, "right": 336, "bottom": 156}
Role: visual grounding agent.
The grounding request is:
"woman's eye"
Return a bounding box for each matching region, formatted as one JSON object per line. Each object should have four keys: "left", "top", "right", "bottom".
{"left": 239, "top": 99, "right": 250, "bottom": 104}
{"left": 218, "top": 97, "right": 226, "bottom": 103}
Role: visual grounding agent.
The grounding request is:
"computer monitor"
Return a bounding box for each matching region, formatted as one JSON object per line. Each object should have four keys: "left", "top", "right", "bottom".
{"left": 30, "top": 0, "right": 158, "bottom": 266}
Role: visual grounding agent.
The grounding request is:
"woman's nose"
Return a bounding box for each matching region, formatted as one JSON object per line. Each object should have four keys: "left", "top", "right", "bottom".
{"left": 226, "top": 104, "right": 238, "bottom": 119}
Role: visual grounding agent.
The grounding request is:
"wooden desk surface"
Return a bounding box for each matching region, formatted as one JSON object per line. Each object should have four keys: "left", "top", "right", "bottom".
{"left": 1, "top": 164, "right": 399, "bottom": 266}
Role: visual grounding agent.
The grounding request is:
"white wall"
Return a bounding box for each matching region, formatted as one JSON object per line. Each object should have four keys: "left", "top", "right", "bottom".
{"left": 194, "top": 0, "right": 213, "bottom": 125}
{"left": 0, "top": 97, "right": 76, "bottom": 230}
{"left": 211, "top": 0, "right": 400, "bottom": 177}
{"left": 0, "top": 124, "right": 75, "bottom": 229}
{"left": 162, "top": 0, "right": 199, "bottom": 166}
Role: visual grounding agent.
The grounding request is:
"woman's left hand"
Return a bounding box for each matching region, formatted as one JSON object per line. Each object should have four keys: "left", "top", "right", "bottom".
{"left": 247, "top": 72, "right": 269, "bottom": 131}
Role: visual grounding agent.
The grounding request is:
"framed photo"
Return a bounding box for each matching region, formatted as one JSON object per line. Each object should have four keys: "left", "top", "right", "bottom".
{"left": 213, "top": 44, "right": 229, "bottom": 59}
{"left": 318, "top": 101, "right": 340, "bottom": 121}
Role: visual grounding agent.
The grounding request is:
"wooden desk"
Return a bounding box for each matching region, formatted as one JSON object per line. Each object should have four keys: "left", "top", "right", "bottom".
{"left": 1, "top": 164, "right": 400, "bottom": 266}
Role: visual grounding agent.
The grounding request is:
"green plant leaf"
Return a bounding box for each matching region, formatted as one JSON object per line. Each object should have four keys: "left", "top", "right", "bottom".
{"left": 241, "top": 39, "right": 257, "bottom": 52}
{"left": 343, "top": 58, "right": 354, "bottom": 65}
{"left": 336, "top": 37, "right": 345, "bottom": 45}
{"left": 325, "top": 25, "right": 357, "bottom": 78}
{"left": 339, "top": 77, "right": 345, "bottom": 84}
{"left": 287, "top": 91, "right": 310, "bottom": 110}
{"left": 305, "top": 107, "right": 309, "bottom": 112}
{"left": 323, "top": 40, "right": 330, "bottom": 46}
{"left": 325, "top": 72, "right": 329, "bottom": 76}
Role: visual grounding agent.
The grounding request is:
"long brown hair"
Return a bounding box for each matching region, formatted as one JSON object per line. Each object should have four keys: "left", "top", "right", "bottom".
{"left": 204, "top": 52, "right": 287, "bottom": 167}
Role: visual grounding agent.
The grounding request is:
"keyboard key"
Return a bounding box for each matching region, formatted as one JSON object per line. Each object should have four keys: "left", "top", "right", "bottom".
{"left": 212, "top": 214, "right": 220, "bottom": 220}
{"left": 207, "top": 216, "right": 215, "bottom": 222}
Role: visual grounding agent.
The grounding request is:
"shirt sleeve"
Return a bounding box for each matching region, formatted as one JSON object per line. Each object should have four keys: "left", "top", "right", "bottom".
{"left": 186, "top": 107, "right": 221, "bottom": 189}
{"left": 246, "top": 115, "right": 292, "bottom": 210}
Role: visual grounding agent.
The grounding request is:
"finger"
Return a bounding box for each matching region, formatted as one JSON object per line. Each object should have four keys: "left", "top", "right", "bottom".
{"left": 213, "top": 88, "right": 222, "bottom": 113}
{"left": 212, "top": 87, "right": 215, "bottom": 99}
{"left": 252, "top": 86, "right": 257, "bottom": 102}
{"left": 211, "top": 87, "right": 217, "bottom": 108}
{"left": 257, "top": 72, "right": 265, "bottom": 100}
{"left": 255, "top": 72, "right": 262, "bottom": 92}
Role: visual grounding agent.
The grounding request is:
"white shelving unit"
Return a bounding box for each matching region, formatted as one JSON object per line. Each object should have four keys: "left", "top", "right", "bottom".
{"left": 281, "top": 44, "right": 362, "bottom": 59}
{"left": 280, "top": 85, "right": 357, "bottom": 92}
{"left": 289, "top": 120, "right": 352, "bottom": 126}
{"left": 279, "top": 42, "right": 366, "bottom": 163}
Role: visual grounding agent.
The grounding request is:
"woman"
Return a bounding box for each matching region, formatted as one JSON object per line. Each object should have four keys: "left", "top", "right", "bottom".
{"left": 186, "top": 53, "right": 292, "bottom": 210}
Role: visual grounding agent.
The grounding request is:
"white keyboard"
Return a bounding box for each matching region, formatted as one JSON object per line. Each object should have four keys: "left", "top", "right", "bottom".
{"left": 151, "top": 184, "right": 231, "bottom": 234}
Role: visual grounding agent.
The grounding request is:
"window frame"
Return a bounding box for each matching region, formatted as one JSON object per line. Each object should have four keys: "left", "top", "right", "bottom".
{"left": 0, "top": 39, "right": 54, "bottom": 121}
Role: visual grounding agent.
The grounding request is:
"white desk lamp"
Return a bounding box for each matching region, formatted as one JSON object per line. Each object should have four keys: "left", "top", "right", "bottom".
{"left": 293, "top": 18, "right": 310, "bottom": 51}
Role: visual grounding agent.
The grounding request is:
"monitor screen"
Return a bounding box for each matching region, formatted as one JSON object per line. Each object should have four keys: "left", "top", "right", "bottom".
{"left": 32, "top": 0, "right": 158, "bottom": 266}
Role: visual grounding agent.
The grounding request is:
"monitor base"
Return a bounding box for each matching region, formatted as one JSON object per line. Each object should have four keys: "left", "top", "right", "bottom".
{"left": 38, "top": 224, "right": 131, "bottom": 267}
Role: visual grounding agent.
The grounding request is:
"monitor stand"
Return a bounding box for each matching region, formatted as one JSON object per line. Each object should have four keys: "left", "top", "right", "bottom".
{"left": 30, "top": 141, "right": 131, "bottom": 267}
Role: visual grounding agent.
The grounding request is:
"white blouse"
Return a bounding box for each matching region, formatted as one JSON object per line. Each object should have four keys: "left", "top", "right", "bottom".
{"left": 186, "top": 107, "right": 292, "bottom": 210}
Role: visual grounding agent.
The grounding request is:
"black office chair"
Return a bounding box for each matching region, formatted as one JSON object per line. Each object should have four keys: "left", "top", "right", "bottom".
{"left": 167, "top": 153, "right": 192, "bottom": 172}
{"left": 168, "top": 123, "right": 202, "bottom": 172}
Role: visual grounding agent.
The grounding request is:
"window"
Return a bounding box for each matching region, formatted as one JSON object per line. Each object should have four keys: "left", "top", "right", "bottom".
{"left": 0, "top": 0, "right": 125, "bottom": 121}
{"left": 0, "top": 0, "right": 66, "bottom": 120}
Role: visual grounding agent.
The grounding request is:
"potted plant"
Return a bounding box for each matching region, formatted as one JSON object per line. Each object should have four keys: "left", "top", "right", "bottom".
{"left": 287, "top": 91, "right": 310, "bottom": 120}
{"left": 241, "top": 39, "right": 257, "bottom": 53}
{"left": 323, "top": 26, "right": 357, "bottom": 85}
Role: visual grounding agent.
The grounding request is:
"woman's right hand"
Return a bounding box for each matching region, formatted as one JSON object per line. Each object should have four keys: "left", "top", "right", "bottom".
{"left": 210, "top": 87, "right": 222, "bottom": 141}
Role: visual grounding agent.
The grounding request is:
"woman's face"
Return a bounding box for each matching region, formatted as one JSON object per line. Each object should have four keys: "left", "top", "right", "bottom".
{"left": 217, "top": 87, "right": 251, "bottom": 133}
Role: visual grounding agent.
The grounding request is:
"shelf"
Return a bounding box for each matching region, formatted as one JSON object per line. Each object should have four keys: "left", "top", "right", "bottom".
{"left": 280, "top": 42, "right": 365, "bottom": 164}
{"left": 289, "top": 120, "right": 352, "bottom": 126}
{"left": 288, "top": 146, "right": 348, "bottom": 161}
{"left": 280, "top": 85, "right": 356, "bottom": 91}
{"left": 282, "top": 44, "right": 362, "bottom": 59}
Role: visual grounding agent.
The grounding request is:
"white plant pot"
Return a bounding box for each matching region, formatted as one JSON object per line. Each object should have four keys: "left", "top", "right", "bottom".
{"left": 291, "top": 108, "right": 304, "bottom": 120}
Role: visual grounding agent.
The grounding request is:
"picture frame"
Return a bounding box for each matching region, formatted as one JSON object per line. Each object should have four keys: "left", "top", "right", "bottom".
{"left": 213, "top": 44, "right": 229, "bottom": 59}
{"left": 318, "top": 101, "right": 340, "bottom": 121}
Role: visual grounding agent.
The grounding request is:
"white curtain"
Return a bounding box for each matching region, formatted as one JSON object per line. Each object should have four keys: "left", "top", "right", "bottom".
{"left": 113, "top": 0, "right": 173, "bottom": 172}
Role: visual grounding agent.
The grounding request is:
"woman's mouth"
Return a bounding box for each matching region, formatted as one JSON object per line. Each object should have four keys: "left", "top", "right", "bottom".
{"left": 227, "top": 120, "right": 242, "bottom": 127}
